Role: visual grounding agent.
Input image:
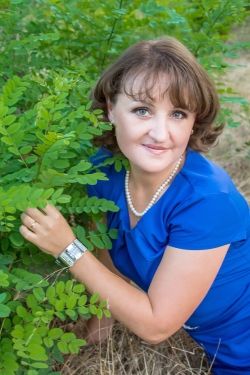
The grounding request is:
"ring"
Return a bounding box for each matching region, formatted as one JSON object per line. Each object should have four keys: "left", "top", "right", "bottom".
{"left": 30, "top": 220, "right": 37, "bottom": 230}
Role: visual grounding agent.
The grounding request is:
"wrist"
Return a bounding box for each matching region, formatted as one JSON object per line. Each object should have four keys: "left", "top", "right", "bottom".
{"left": 56, "top": 238, "right": 88, "bottom": 267}
{"left": 54, "top": 236, "right": 77, "bottom": 258}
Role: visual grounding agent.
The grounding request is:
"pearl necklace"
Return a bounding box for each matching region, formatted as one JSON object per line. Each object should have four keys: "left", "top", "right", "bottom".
{"left": 125, "top": 155, "right": 183, "bottom": 217}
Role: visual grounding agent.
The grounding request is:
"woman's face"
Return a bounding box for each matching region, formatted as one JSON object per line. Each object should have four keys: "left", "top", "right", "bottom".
{"left": 108, "top": 75, "right": 196, "bottom": 177}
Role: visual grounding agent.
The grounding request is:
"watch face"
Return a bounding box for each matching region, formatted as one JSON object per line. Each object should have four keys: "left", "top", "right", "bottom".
{"left": 56, "top": 240, "right": 86, "bottom": 267}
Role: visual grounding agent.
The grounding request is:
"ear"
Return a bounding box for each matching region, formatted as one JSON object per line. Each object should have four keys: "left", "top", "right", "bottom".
{"left": 107, "top": 99, "right": 114, "bottom": 123}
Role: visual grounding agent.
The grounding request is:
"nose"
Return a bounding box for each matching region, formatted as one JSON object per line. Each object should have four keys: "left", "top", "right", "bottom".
{"left": 148, "top": 115, "right": 170, "bottom": 142}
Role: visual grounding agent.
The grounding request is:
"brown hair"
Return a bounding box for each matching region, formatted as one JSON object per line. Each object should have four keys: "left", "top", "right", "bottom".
{"left": 91, "top": 36, "right": 224, "bottom": 153}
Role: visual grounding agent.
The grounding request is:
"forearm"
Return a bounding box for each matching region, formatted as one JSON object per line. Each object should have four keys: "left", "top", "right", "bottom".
{"left": 97, "top": 249, "right": 130, "bottom": 283}
{"left": 19, "top": 205, "right": 165, "bottom": 343}
{"left": 70, "top": 251, "right": 159, "bottom": 343}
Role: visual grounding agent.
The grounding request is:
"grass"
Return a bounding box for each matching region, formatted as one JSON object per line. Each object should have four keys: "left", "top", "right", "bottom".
{"left": 60, "top": 322, "right": 210, "bottom": 374}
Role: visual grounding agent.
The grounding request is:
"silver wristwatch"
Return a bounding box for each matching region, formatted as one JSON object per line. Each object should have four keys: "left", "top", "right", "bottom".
{"left": 56, "top": 239, "right": 88, "bottom": 267}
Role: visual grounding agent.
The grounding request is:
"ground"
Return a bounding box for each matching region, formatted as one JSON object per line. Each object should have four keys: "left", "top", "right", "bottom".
{"left": 60, "top": 20, "right": 250, "bottom": 375}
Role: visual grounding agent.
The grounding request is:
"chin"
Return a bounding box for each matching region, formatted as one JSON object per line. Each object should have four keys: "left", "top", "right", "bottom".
{"left": 135, "top": 163, "right": 171, "bottom": 174}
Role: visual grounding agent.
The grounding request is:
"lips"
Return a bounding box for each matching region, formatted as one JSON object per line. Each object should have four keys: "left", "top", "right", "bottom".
{"left": 143, "top": 144, "right": 167, "bottom": 150}
{"left": 142, "top": 144, "right": 168, "bottom": 154}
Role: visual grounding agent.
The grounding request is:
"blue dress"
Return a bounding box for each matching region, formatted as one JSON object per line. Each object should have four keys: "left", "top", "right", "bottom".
{"left": 87, "top": 147, "right": 250, "bottom": 374}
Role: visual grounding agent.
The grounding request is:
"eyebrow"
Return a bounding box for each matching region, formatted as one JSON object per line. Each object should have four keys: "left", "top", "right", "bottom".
{"left": 131, "top": 98, "right": 154, "bottom": 105}
{"left": 130, "top": 99, "right": 191, "bottom": 113}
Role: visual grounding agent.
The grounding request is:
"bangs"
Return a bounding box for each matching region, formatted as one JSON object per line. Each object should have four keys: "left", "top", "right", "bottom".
{"left": 120, "top": 66, "right": 199, "bottom": 113}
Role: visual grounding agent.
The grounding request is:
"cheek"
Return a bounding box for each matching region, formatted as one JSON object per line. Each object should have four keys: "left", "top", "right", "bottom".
{"left": 115, "top": 115, "right": 139, "bottom": 138}
{"left": 169, "top": 128, "right": 192, "bottom": 148}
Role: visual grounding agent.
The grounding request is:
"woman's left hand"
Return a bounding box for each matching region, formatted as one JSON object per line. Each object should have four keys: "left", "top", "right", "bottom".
{"left": 20, "top": 204, "right": 76, "bottom": 257}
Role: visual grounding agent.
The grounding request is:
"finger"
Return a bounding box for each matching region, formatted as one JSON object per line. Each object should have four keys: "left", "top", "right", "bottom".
{"left": 20, "top": 213, "right": 41, "bottom": 232}
{"left": 25, "top": 207, "right": 47, "bottom": 224}
{"left": 21, "top": 212, "right": 33, "bottom": 226}
{"left": 19, "top": 225, "right": 38, "bottom": 243}
{"left": 42, "top": 204, "right": 61, "bottom": 217}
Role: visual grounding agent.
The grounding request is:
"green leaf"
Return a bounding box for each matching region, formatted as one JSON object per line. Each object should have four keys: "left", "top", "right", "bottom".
{"left": 20, "top": 145, "right": 33, "bottom": 154}
{"left": 90, "top": 234, "right": 105, "bottom": 249}
{"left": 27, "top": 344, "right": 48, "bottom": 361}
{"left": 72, "top": 283, "right": 85, "bottom": 294}
{"left": 61, "top": 332, "right": 75, "bottom": 343}
{"left": 78, "top": 295, "right": 87, "bottom": 306}
{"left": 77, "top": 306, "right": 89, "bottom": 315}
{"left": 48, "top": 328, "right": 63, "bottom": 340}
{"left": 65, "top": 309, "right": 77, "bottom": 320}
{"left": 108, "top": 228, "right": 118, "bottom": 239}
{"left": 3, "top": 115, "right": 16, "bottom": 125}
{"left": 55, "top": 300, "right": 65, "bottom": 312}
{"left": 57, "top": 341, "right": 68, "bottom": 354}
{"left": 68, "top": 338, "right": 86, "bottom": 354}
{"left": 46, "top": 286, "right": 56, "bottom": 302}
{"left": 96, "top": 222, "right": 107, "bottom": 233}
{"left": 0, "top": 270, "right": 9, "bottom": 287}
{"left": 29, "top": 362, "right": 48, "bottom": 369}
{"left": 90, "top": 293, "right": 99, "bottom": 304}
{"left": 37, "top": 326, "right": 49, "bottom": 338}
{"left": 33, "top": 287, "right": 45, "bottom": 302}
{"left": 54, "top": 311, "right": 66, "bottom": 321}
{"left": 9, "top": 232, "right": 25, "bottom": 247}
{"left": 10, "top": 268, "right": 49, "bottom": 290}
{"left": 0, "top": 292, "right": 7, "bottom": 303}
{"left": 0, "top": 304, "right": 11, "bottom": 317}
{"left": 101, "top": 234, "right": 112, "bottom": 249}
{"left": 65, "top": 294, "right": 77, "bottom": 309}
{"left": 43, "top": 337, "right": 54, "bottom": 348}
{"left": 96, "top": 308, "right": 103, "bottom": 320}
{"left": 56, "top": 195, "right": 71, "bottom": 203}
{"left": 103, "top": 309, "right": 112, "bottom": 318}
{"left": 65, "top": 279, "right": 73, "bottom": 293}
{"left": 27, "top": 370, "right": 39, "bottom": 375}
{"left": 55, "top": 281, "right": 65, "bottom": 295}
{"left": 11, "top": 325, "right": 24, "bottom": 339}
{"left": 89, "top": 305, "right": 97, "bottom": 315}
{"left": 16, "top": 305, "right": 28, "bottom": 318}
{"left": 51, "top": 188, "right": 64, "bottom": 200}
{"left": 26, "top": 155, "right": 38, "bottom": 164}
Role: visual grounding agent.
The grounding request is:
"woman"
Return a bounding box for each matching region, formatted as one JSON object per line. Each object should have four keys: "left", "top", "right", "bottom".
{"left": 20, "top": 37, "right": 250, "bottom": 374}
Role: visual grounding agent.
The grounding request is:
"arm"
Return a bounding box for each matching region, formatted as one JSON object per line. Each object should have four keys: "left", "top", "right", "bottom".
{"left": 86, "top": 249, "right": 130, "bottom": 344}
{"left": 70, "top": 244, "right": 228, "bottom": 344}
{"left": 20, "top": 204, "right": 229, "bottom": 344}
{"left": 97, "top": 248, "right": 130, "bottom": 283}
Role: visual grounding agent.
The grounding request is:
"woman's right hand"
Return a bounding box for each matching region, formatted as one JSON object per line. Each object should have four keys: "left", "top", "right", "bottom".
{"left": 85, "top": 315, "right": 115, "bottom": 344}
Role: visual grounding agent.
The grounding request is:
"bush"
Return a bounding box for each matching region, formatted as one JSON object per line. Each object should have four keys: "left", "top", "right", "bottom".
{"left": 0, "top": 1, "right": 249, "bottom": 373}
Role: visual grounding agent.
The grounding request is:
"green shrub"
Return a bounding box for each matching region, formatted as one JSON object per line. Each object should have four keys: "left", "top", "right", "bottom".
{"left": 0, "top": 70, "right": 118, "bottom": 373}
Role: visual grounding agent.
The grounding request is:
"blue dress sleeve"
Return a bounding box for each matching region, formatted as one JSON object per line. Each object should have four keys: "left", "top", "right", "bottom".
{"left": 168, "top": 192, "right": 249, "bottom": 250}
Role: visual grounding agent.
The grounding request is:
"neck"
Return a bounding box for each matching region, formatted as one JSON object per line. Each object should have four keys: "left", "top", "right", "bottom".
{"left": 129, "top": 155, "right": 185, "bottom": 194}
{"left": 125, "top": 154, "right": 185, "bottom": 218}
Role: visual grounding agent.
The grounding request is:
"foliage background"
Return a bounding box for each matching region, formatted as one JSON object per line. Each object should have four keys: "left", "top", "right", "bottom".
{"left": 0, "top": 0, "right": 249, "bottom": 374}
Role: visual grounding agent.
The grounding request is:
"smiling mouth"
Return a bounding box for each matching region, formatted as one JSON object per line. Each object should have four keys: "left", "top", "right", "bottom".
{"left": 142, "top": 144, "right": 168, "bottom": 154}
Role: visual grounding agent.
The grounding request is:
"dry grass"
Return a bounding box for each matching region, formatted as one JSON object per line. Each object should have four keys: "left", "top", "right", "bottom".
{"left": 58, "top": 20, "right": 250, "bottom": 375}
{"left": 60, "top": 321, "right": 210, "bottom": 375}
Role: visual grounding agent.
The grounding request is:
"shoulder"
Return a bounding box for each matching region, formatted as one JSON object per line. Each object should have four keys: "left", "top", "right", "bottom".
{"left": 176, "top": 148, "right": 249, "bottom": 220}
{"left": 180, "top": 148, "right": 237, "bottom": 196}
{"left": 167, "top": 149, "right": 249, "bottom": 249}
{"left": 176, "top": 148, "right": 248, "bottom": 214}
